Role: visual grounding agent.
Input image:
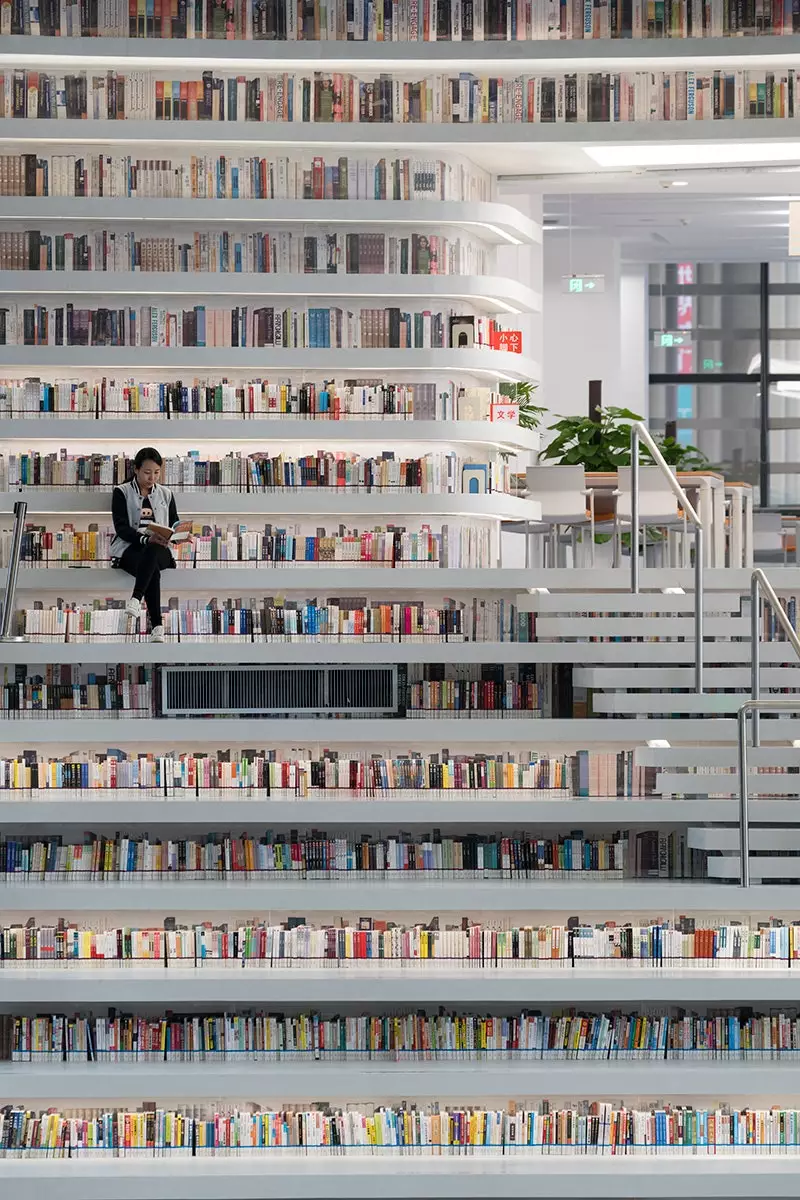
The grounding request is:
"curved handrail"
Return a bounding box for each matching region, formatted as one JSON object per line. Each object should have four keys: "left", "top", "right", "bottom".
{"left": 629, "top": 422, "right": 704, "bottom": 693}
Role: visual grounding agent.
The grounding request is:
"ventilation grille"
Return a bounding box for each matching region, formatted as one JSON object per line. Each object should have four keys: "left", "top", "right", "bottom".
{"left": 161, "top": 664, "right": 398, "bottom": 717}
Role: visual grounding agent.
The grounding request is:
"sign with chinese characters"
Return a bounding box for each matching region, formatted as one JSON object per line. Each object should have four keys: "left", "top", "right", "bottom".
{"left": 653, "top": 331, "right": 692, "bottom": 348}
{"left": 490, "top": 329, "right": 523, "bottom": 353}
{"left": 561, "top": 274, "right": 606, "bottom": 294}
{"left": 490, "top": 401, "right": 519, "bottom": 424}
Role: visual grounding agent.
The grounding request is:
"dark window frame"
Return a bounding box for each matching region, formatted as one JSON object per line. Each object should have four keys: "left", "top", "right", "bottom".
{"left": 647, "top": 261, "right": 800, "bottom": 508}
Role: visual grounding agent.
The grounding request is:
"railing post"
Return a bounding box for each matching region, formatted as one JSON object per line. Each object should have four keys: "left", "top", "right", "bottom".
{"left": 0, "top": 501, "right": 28, "bottom": 644}
{"left": 630, "top": 427, "right": 640, "bottom": 595}
{"left": 751, "top": 573, "right": 761, "bottom": 748}
{"left": 694, "top": 524, "right": 704, "bottom": 694}
{"left": 737, "top": 704, "right": 751, "bottom": 889}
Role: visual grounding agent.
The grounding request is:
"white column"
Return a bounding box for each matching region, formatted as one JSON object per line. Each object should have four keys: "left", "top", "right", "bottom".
{"left": 542, "top": 232, "right": 622, "bottom": 418}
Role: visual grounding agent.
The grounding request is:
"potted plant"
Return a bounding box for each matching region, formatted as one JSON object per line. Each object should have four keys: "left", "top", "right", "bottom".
{"left": 498, "top": 381, "right": 547, "bottom": 431}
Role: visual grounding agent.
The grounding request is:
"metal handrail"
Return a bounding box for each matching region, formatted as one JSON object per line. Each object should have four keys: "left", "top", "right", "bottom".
{"left": 737, "top": 698, "right": 800, "bottom": 888}
{"left": 0, "top": 501, "right": 28, "bottom": 644}
{"left": 630, "top": 422, "right": 704, "bottom": 693}
{"left": 750, "top": 568, "right": 800, "bottom": 748}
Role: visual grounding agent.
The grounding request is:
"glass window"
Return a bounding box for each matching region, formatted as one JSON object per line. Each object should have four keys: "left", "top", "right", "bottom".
{"left": 649, "top": 382, "right": 761, "bottom": 505}
{"left": 649, "top": 262, "right": 760, "bottom": 376}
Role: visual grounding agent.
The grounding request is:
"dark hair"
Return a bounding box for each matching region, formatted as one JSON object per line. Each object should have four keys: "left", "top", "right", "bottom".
{"left": 134, "top": 447, "right": 163, "bottom": 469}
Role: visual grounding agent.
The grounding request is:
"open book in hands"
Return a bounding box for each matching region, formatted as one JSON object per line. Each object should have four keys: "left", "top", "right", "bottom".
{"left": 147, "top": 520, "right": 193, "bottom": 544}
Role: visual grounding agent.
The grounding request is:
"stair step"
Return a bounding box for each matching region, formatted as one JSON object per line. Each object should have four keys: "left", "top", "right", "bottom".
{"left": 534, "top": 616, "right": 749, "bottom": 638}
{"left": 636, "top": 747, "right": 800, "bottom": 768}
{"left": 576, "top": 667, "right": 800, "bottom": 688}
{"left": 517, "top": 593, "right": 740, "bottom": 614}
{"left": 705, "top": 856, "right": 800, "bottom": 880}
{"left": 658, "top": 772, "right": 800, "bottom": 796}
{"left": 688, "top": 829, "right": 800, "bottom": 851}
{"left": 593, "top": 693, "right": 765, "bottom": 715}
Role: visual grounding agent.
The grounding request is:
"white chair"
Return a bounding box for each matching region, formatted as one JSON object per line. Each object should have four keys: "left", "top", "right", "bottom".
{"left": 525, "top": 465, "right": 601, "bottom": 567}
{"left": 615, "top": 466, "right": 690, "bottom": 568}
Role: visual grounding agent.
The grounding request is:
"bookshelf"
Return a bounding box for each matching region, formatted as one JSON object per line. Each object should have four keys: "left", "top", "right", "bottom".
{"left": 0, "top": 347, "right": 539, "bottom": 375}
{"left": 7, "top": 9, "right": 798, "bottom": 1187}
{"left": 0, "top": 1159, "right": 794, "bottom": 1200}
{"left": 6, "top": 1060, "right": 800, "bottom": 1102}
{"left": 0, "top": 274, "right": 541, "bottom": 312}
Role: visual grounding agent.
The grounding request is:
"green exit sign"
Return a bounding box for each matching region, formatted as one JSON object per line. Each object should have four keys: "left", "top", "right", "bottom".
{"left": 654, "top": 331, "right": 692, "bottom": 348}
{"left": 703, "top": 358, "right": 723, "bottom": 370}
{"left": 562, "top": 274, "right": 606, "bottom": 294}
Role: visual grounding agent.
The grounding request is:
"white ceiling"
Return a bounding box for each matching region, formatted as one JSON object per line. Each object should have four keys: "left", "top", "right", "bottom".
{"left": 541, "top": 189, "right": 797, "bottom": 262}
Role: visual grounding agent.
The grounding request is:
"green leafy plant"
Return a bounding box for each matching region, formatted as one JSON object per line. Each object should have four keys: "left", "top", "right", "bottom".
{"left": 541, "top": 406, "right": 644, "bottom": 471}
{"left": 499, "top": 381, "right": 547, "bottom": 431}
{"left": 656, "top": 436, "right": 713, "bottom": 471}
{"left": 541, "top": 407, "right": 713, "bottom": 472}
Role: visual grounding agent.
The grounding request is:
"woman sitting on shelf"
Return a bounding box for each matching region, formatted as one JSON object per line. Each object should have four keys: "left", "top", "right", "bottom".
{"left": 111, "top": 446, "right": 188, "bottom": 644}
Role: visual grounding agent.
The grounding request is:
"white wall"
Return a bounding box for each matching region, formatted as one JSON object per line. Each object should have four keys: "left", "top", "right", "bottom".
{"left": 619, "top": 262, "right": 649, "bottom": 420}
{"left": 542, "top": 232, "right": 649, "bottom": 422}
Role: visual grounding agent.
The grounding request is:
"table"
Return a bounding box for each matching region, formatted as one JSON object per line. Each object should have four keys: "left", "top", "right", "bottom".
{"left": 725, "top": 482, "right": 754, "bottom": 568}
{"left": 583, "top": 470, "right": 726, "bottom": 568}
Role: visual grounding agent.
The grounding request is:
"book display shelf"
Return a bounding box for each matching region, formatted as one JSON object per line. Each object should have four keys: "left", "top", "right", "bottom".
{"left": 4, "top": 6, "right": 800, "bottom": 1200}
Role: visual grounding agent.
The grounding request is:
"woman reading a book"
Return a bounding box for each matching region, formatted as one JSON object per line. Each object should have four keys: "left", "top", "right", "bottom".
{"left": 111, "top": 446, "right": 190, "bottom": 643}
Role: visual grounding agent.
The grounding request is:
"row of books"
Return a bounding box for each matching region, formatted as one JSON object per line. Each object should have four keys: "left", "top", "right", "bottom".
{"left": 0, "top": 829, "right": 632, "bottom": 878}
{"left": 20, "top": 598, "right": 536, "bottom": 643}
{"left": 8, "top": 1009, "right": 800, "bottom": 1062}
{"left": 6, "top": 0, "right": 800, "bottom": 41}
{"left": 0, "top": 749, "right": 655, "bottom": 797}
{"left": 1, "top": 152, "right": 490, "bottom": 201}
{"left": 4, "top": 1101, "right": 800, "bottom": 1157}
{"left": 0, "top": 379, "right": 508, "bottom": 420}
{"left": 2, "top": 917, "right": 799, "bottom": 965}
{"left": 0, "top": 305, "right": 502, "bottom": 349}
{"left": 0, "top": 228, "right": 487, "bottom": 276}
{"left": 1, "top": 666, "right": 152, "bottom": 716}
{"left": 0, "top": 748, "right": 652, "bottom": 796}
{"left": 5, "top": 520, "right": 496, "bottom": 568}
{"left": 3, "top": 68, "right": 797, "bottom": 123}
{"left": 0, "top": 663, "right": 545, "bottom": 717}
{"left": 2, "top": 450, "right": 507, "bottom": 494}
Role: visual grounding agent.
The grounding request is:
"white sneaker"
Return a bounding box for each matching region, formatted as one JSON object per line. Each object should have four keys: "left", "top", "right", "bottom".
{"left": 150, "top": 626, "right": 165, "bottom": 643}
{"left": 125, "top": 596, "right": 142, "bottom": 620}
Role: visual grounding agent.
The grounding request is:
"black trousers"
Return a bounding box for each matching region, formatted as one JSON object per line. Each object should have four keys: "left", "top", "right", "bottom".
{"left": 118, "top": 542, "right": 174, "bottom": 628}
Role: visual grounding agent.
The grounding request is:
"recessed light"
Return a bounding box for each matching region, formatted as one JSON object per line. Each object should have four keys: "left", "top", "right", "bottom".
{"left": 671, "top": 180, "right": 690, "bottom": 187}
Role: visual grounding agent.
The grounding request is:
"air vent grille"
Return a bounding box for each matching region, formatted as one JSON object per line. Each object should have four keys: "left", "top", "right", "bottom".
{"left": 161, "top": 664, "right": 398, "bottom": 717}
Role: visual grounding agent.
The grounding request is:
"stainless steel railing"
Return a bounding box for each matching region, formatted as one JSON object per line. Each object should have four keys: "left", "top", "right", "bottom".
{"left": 0, "top": 501, "right": 28, "bottom": 644}
{"left": 749, "top": 568, "right": 800, "bottom": 748}
{"left": 629, "top": 422, "right": 704, "bottom": 693}
{"left": 738, "top": 698, "right": 800, "bottom": 888}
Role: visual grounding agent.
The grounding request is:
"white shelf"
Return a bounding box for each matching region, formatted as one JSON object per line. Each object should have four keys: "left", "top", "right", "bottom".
{"left": 0, "top": 418, "right": 541, "bottom": 452}
{"left": 0, "top": 272, "right": 541, "bottom": 313}
{"left": 6, "top": 117, "right": 800, "bottom": 148}
{"left": 0, "top": 716, "right": 763, "bottom": 745}
{"left": 0, "top": 878, "right": 786, "bottom": 912}
{"left": 0, "top": 642, "right": 544, "bottom": 666}
{"left": 0, "top": 491, "right": 542, "bottom": 521}
{"left": 0, "top": 347, "right": 539, "bottom": 379}
{"left": 2, "top": 33, "right": 799, "bottom": 69}
{"left": 0, "top": 197, "right": 542, "bottom": 245}
{"left": 3, "top": 1059, "right": 800, "bottom": 1102}
{"left": 0, "top": 797, "right": 703, "bottom": 828}
{"left": 3, "top": 966, "right": 798, "bottom": 1007}
{"left": 8, "top": 566, "right": 538, "bottom": 591}
{"left": 0, "top": 1158, "right": 797, "bottom": 1200}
